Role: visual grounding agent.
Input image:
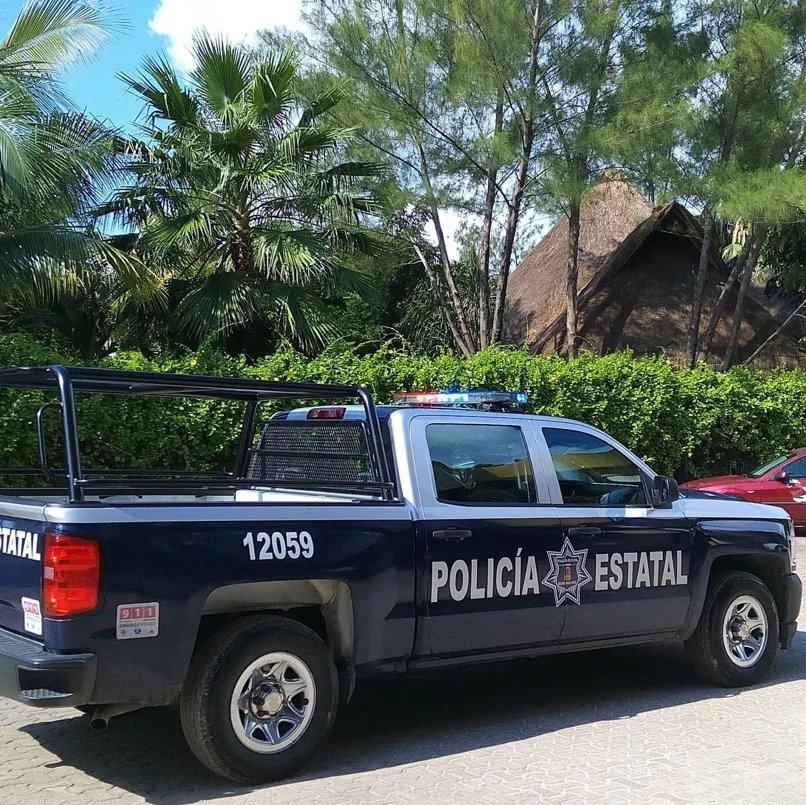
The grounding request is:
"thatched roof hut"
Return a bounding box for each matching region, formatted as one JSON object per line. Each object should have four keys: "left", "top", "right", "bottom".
{"left": 505, "top": 178, "right": 805, "bottom": 368}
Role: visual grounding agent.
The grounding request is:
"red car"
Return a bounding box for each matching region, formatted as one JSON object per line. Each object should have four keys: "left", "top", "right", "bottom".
{"left": 681, "top": 448, "right": 806, "bottom": 529}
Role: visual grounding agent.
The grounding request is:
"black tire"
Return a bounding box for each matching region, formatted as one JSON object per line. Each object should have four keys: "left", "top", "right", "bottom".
{"left": 684, "top": 571, "right": 779, "bottom": 688}
{"left": 180, "top": 615, "right": 338, "bottom": 784}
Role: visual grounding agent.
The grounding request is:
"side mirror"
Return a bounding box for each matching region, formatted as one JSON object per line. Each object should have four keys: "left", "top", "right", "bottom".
{"left": 774, "top": 471, "right": 790, "bottom": 484}
{"left": 652, "top": 475, "right": 680, "bottom": 507}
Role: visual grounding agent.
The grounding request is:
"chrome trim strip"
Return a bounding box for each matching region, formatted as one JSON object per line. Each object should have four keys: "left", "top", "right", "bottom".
{"left": 418, "top": 504, "right": 561, "bottom": 522}
{"left": 39, "top": 502, "right": 415, "bottom": 525}
{"left": 0, "top": 499, "right": 49, "bottom": 521}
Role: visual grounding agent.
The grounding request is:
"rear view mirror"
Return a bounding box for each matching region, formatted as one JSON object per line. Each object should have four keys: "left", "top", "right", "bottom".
{"left": 652, "top": 475, "right": 680, "bottom": 507}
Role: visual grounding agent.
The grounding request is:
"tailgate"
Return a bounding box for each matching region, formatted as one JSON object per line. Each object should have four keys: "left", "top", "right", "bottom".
{"left": 0, "top": 513, "right": 45, "bottom": 639}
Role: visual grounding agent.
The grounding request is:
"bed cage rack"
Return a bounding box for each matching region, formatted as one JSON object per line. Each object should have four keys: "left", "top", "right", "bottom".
{"left": 0, "top": 365, "right": 397, "bottom": 503}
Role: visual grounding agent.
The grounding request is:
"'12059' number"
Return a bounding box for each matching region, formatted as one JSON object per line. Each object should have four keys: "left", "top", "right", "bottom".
{"left": 243, "top": 530, "right": 314, "bottom": 561}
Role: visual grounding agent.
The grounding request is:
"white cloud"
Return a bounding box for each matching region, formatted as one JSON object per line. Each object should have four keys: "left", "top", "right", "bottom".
{"left": 149, "top": 0, "right": 304, "bottom": 71}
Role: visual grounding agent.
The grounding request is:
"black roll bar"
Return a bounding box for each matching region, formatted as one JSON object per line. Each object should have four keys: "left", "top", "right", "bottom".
{"left": 0, "top": 365, "right": 397, "bottom": 503}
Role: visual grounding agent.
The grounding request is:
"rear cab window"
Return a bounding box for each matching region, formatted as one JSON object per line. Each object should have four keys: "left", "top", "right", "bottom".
{"left": 425, "top": 423, "right": 537, "bottom": 505}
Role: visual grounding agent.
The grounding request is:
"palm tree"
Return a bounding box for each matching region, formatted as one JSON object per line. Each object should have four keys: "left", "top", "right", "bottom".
{"left": 0, "top": 0, "right": 154, "bottom": 304}
{"left": 106, "top": 37, "right": 381, "bottom": 351}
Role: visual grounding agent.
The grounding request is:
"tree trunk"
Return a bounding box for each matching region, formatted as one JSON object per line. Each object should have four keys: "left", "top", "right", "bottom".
{"left": 414, "top": 143, "right": 476, "bottom": 353}
{"left": 742, "top": 297, "right": 806, "bottom": 366}
{"left": 685, "top": 208, "right": 713, "bottom": 368}
{"left": 491, "top": 135, "right": 532, "bottom": 342}
{"left": 697, "top": 236, "right": 752, "bottom": 362}
{"left": 491, "top": 0, "right": 542, "bottom": 344}
{"left": 720, "top": 230, "right": 765, "bottom": 370}
{"left": 411, "top": 241, "right": 474, "bottom": 357}
{"left": 477, "top": 91, "right": 504, "bottom": 349}
{"left": 565, "top": 197, "right": 581, "bottom": 359}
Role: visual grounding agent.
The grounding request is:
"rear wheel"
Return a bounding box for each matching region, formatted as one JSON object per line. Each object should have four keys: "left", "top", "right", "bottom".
{"left": 684, "top": 571, "right": 779, "bottom": 687}
{"left": 180, "top": 615, "right": 338, "bottom": 784}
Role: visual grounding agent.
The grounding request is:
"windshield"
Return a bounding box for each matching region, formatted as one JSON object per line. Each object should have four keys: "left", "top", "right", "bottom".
{"left": 749, "top": 454, "right": 791, "bottom": 477}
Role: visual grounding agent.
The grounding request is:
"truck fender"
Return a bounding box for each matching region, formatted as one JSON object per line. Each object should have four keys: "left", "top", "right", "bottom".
{"left": 680, "top": 520, "right": 790, "bottom": 640}
{"left": 198, "top": 579, "right": 355, "bottom": 664}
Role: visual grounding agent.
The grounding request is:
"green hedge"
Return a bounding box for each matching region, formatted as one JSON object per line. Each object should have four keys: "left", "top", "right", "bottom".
{"left": 1, "top": 333, "right": 806, "bottom": 480}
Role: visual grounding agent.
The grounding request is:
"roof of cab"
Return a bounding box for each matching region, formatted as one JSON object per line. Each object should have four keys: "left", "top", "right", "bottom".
{"left": 275, "top": 404, "right": 587, "bottom": 428}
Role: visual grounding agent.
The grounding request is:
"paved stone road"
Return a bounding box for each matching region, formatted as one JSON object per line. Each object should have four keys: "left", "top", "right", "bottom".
{"left": 3, "top": 546, "right": 806, "bottom": 805}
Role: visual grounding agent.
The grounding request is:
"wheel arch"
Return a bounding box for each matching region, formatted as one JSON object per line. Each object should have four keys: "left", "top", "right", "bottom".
{"left": 708, "top": 554, "right": 789, "bottom": 626}
{"left": 683, "top": 551, "right": 790, "bottom": 641}
{"left": 194, "top": 580, "right": 355, "bottom": 665}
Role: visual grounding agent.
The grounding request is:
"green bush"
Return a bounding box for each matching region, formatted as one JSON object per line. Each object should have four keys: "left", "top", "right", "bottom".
{"left": 0, "top": 333, "right": 805, "bottom": 480}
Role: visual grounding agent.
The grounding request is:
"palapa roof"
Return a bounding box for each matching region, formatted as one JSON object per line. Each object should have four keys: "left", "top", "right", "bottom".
{"left": 505, "top": 178, "right": 805, "bottom": 368}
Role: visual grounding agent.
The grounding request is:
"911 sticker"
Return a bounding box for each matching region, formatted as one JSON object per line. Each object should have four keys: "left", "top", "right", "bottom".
{"left": 21, "top": 597, "right": 42, "bottom": 635}
{"left": 243, "top": 531, "right": 314, "bottom": 561}
{"left": 117, "top": 603, "right": 159, "bottom": 640}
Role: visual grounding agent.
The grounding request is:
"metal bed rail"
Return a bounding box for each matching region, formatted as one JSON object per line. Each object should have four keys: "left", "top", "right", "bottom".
{"left": 0, "top": 365, "right": 397, "bottom": 503}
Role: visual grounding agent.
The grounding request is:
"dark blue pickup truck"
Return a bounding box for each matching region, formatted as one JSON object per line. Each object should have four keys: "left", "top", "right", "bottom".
{"left": 0, "top": 367, "right": 800, "bottom": 783}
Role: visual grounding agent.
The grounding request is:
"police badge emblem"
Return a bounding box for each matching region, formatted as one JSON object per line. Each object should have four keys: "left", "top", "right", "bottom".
{"left": 543, "top": 537, "right": 592, "bottom": 606}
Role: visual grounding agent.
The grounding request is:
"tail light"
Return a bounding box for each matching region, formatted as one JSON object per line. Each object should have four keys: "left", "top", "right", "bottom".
{"left": 43, "top": 532, "right": 100, "bottom": 617}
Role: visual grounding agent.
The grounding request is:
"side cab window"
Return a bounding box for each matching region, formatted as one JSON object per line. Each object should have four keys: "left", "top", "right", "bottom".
{"left": 783, "top": 457, "right": 806, "bottom": 481}
{"left": 542, "top": 427, "right": 647, "bottom": 506}
{"left": 425, "top": 423, "right": 537, "bottom": 504}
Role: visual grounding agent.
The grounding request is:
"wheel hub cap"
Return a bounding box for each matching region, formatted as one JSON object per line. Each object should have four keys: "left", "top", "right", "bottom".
{"left": 722, "top": 594, "right": 768, "bottom": 668}
{"left": 230, "top": 651, "right": 316, "bottom": 754}
{"left": 729, "top": 617, "right": 750, "bottom": 642}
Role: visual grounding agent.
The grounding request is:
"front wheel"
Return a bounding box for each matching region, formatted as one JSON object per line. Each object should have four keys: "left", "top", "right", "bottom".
{"left": 684, "top": 571, "right": 779, "bottom": 687}
{"left": 180, "top": 615, "right": 338, "bottom": 784}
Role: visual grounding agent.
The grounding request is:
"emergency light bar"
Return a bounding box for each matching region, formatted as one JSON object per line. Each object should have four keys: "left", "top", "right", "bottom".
{"left": 392, "top": 390, "right": 528, "bottom": 411}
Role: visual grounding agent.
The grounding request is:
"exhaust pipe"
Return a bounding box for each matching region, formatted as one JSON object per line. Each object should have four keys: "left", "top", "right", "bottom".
{"left": 89, "top": 702, "right": 143, "bottom": 730}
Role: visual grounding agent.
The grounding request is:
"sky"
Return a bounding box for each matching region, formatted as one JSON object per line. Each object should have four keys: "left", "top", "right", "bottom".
{"left": 0, "top": 0, "right": 304, "bottom": 130}
{"left": 0, "top": 0, "right": 463, "bottom": 255}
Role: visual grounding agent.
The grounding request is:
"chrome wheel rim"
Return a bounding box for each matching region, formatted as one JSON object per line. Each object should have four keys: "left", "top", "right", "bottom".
{"left": 229, "top": 651, "right": 315, "bottom": 753}
{"left": 722, "top": 594, "right": 768, "bottom": 668}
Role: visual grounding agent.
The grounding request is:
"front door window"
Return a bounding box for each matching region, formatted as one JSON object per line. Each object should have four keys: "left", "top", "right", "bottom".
{"left": 542, "top": 428, "right": 647, "bottom": 506}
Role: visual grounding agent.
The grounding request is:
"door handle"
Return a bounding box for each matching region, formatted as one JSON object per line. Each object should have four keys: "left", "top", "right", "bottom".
{"left": 567, "top": 526, "right": 601, "bottom": 537}
{"left": 432, "top": 528, "right": 473, "bottom": 540}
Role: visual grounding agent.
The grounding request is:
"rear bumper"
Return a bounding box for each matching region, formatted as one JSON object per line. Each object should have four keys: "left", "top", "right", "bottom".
{"left": 780, "top": 572, "right": 802, "bottom": 649}
{"left": 0, "top": 628, "right": 96, "bottom": 707}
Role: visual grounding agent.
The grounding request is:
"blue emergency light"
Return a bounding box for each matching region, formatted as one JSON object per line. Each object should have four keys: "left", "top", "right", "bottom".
{"left": 392, "top": 390, "right": 528, "bottom": 411}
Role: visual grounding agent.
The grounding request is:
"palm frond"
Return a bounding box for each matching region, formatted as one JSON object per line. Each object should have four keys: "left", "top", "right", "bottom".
{"left": 30, "top": 111, "right": 125, "bottom": 207}
{"left": 315, "top": 161, "right": 385, "bottom": 184}
{"left": 191, "top": 34, "right": 250, "bottom": 124}
{"left": 298, "top": 83, "right": 348, "bottom": 127}
{"left": 267, "top": 282, "right": 340, "bottom": 351}
{"left": 122, "top": 54, "right": 199, "bottom": 127}
{"left": 251, "top": 227, "right": 325, "bottom": 283}
{"left": 325, "top": 226, "right": 385, "bottom": 256}
{"left": 2, "top": 0, "right": 120, "bottom": 71}
{"left": 140, "top": 209, "right": 214, "bottom": 253}
{"left": 0, "top": 223, "right": 87, "bottom": 301}
{"left": 93, "top": 240, "right": 168, "bottom": 303}
{"left": 326, "top": 261, "right": 381, "bottom": 301}
{"left": 249, "top": 49, "right": 297, "bottom": 126}
{"left": 0, "top": 116, "right": 38, "bottom": 195}
{"left": 279, "top": 124, "right": 345, "bottom": 163}
{"left": 175, "top": 271, "right": 256, "bottom": 342}
{"left": 208, "top": 125, "right": 257, "bottom": 163}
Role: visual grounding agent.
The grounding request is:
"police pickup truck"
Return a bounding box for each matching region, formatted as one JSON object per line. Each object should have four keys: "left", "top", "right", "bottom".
{"left": 0, "top": 367, "right": 800, "bottom": 784}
